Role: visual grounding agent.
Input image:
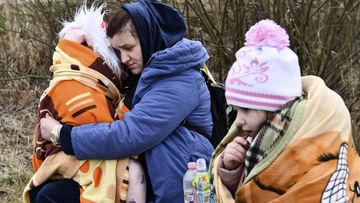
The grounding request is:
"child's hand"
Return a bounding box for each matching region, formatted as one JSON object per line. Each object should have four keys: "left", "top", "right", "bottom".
{"left": 222, "top": 136, "right": 249, "bottom": 170}
{"left": 63, "top": 28, "right": 93, "bottom": 47}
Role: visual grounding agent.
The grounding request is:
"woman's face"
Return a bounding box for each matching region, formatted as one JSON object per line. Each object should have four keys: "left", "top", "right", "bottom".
{"left": 110, "top": 29, "right": 144, "bottom": 75}
{"left": 234, "top": 106, "right": 268, "bottom": 138}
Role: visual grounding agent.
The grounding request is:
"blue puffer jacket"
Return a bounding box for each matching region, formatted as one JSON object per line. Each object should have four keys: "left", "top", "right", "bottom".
{"left": 71, "top": 38, "right": 214, "bottom": 202}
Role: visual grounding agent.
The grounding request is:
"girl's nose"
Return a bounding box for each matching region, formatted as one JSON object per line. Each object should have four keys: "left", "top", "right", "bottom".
{"left": 235, "top": 111, "right": 246, "bottom": 125}
{"left": 235, "top": 118, "right": 245, "bottom": 126}
{"left": 234, "top": 118, "right": 245, "bottom": 132}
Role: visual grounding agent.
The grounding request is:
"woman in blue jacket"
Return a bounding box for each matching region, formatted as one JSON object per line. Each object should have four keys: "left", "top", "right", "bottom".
{"left": 39, "top": 0, "right": 214, "bottom": 202}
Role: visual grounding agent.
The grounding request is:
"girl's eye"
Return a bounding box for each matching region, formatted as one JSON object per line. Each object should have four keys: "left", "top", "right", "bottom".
{"left": 235, "top": 107, "right": 248, "bottom": 113}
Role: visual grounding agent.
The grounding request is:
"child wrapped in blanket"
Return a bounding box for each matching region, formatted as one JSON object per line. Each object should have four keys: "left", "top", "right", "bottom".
{"left": 211, "top": 19, "right": 360, "bottom": 202}
{"left": 23, "top": 4, "right": 146, "bottom": 203}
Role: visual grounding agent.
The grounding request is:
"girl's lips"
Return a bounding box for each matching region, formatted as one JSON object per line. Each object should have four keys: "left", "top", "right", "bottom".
{"left": 243, "top": 131, "right": 253, "bottom": 137}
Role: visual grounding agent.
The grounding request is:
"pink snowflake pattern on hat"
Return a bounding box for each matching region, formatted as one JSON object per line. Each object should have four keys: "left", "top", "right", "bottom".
{"left": 228, "top": 58, "right": 269, "bottom": 86}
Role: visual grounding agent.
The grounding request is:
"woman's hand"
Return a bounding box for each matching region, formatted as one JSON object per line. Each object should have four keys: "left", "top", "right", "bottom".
{"left": 40, "top": 114, "right": 61, "bottom": 141}
{"left": 222, "top": 136, "right": 249, "bottom": 170}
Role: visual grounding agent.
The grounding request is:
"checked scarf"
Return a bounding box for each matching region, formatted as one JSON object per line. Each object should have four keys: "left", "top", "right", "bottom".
{"left": 244, "top": 94, "right": 306, "bottom": 177}
{"left": 211, "top": 76, "right": 360, "bottom": 203}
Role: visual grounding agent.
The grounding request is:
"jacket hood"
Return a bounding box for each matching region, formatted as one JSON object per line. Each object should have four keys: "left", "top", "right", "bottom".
{"left": 140, "top": 38, "right": 209, "bottom": 83}
{"left": 122, "top": 0, "right": 186, "bottom": 65}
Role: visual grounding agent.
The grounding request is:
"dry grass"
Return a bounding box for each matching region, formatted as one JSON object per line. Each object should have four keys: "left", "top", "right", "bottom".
{"left": 0, "top": 0, "right": 359, "bottom": 202}
{"left": 0, "top": 82, "right": 39, "bottom": 202}
{"left": 183, "top": 0, "right": 360, "bottom": 146}
{"left": 0, "top": 1, "right": 73, "bottom": 202}
{"left": 0, "top": 1, "right": 123, "bottom": 202}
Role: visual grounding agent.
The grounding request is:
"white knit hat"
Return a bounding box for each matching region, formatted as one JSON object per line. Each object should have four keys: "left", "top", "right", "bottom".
{"left": 225, "top": 19, "right": 302, "bottom": 112}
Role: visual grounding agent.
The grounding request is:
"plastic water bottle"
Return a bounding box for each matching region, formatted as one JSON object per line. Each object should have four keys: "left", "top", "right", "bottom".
{"left": 183, "top": 162, "right": 197, "bottom": 203}
{"left": 194, "top": 158, "right": 211, "bottom": 203}
{"left": 210, "top": 184, "right": 215, "bottom": 203}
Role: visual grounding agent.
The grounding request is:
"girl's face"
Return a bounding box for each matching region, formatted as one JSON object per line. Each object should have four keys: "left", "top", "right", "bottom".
{"left": 234, "top": 106, "right": 268, "bottom": 138}
{"left": 110, "top": 28, "right": 144, "bottom": 75}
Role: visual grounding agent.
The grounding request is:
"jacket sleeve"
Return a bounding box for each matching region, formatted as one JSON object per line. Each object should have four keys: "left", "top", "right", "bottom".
{"left": 71, "top": 74, "right": 200, "bottom": 159}
{"left": 217, "top": 153, "right": 244, "bottom": 195}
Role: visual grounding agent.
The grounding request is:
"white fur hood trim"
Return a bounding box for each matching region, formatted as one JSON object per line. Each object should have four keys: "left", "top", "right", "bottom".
{"left": 58, "top": 4, "right": 121, "bottom": 77}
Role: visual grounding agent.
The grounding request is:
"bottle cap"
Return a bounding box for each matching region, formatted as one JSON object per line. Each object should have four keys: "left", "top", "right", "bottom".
{"left": 196, "top": 158, "right": 207, "bottom": 171}
{"left": 187, "top": 162, "right": 196, "bottom": 169}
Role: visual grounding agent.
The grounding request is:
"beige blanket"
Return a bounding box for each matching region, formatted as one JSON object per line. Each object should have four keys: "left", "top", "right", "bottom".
{"left": 211, "top": 76, "right": 360, "bottom": 203}
{"left": 23, "top": 40, "right": 145, "bottom": 203}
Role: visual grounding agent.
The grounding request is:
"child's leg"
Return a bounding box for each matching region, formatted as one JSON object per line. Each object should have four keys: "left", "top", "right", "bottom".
{"left": 127, "top": 158, "right": 146, "bottom": 203}
{"left": 29, "top": 179, "right": 80, "bottom": 203}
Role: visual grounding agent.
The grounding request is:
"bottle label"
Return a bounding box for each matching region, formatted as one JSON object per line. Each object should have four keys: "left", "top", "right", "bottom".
{"left": 193, "top": 173, "right": 210, "bottom": 191}
{"left": 193, "top": 172, "right": 211, "bottom": 203}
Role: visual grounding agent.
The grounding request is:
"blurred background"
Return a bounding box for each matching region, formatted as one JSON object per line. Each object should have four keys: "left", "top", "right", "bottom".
{"left": 0, "top": 0, "right": 359, "bottom": 202}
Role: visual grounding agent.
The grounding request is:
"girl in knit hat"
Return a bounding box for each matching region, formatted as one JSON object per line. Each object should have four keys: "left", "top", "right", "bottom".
{"left": 210, "top": 19, "right": 360, "bottom": 203}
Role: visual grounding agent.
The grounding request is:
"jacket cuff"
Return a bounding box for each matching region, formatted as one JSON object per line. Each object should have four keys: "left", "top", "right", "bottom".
{"left": 217, "top": 157, "right": 243, "bottom": 194}
{"left": 60, "top": 124, "right": 75, "bottom": 155}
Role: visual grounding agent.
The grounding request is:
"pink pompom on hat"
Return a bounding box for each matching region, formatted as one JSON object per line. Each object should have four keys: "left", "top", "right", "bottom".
{"left": 225, "top": 19, "right": 302, "bottom": 112}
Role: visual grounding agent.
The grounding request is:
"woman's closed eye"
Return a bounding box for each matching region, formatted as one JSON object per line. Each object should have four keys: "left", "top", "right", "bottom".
{"left": 121, "top": 45, "right": 134, "bottom": 51}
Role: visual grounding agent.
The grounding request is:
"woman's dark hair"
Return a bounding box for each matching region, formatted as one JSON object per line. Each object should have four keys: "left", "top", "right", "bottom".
{"left": 106, "top": 8, "right": 137, "bottom": 38}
